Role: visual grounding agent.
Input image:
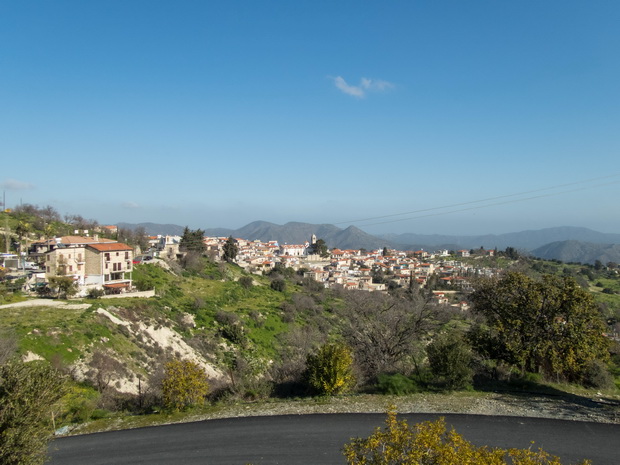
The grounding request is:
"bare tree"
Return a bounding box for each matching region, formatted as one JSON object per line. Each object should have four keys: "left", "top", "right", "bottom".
{"left": 337, "top": 290, "right": 434, "bottom": 382}
{"left": 86, "top": 351, "right": 127, "bottom": 394}
{"left": 270, "top": 325, "right": 327, "bottom": 395}
{"left": 64, "top": 214, "right": 98, "bottom": 231}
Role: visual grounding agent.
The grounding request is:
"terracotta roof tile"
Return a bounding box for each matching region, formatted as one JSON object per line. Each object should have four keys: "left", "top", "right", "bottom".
{"left": 87, "top": 243, "right": 133, "bottom": 252}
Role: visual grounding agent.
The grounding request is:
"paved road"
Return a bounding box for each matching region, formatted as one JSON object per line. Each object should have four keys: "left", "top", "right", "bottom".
{"left": 49, "top": 413, "right": 620, "bottom": 465}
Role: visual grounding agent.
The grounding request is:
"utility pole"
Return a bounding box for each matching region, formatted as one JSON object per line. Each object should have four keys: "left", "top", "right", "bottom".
{"left": 4, "top": 217, "right": 9, "bottom": 254}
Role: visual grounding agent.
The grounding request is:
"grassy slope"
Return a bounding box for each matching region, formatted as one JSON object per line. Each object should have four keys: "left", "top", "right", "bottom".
{"left": 2, "top": 254, "right": 619, "bottom": 430}
{"left": 1, "top": 259, "right": 312, "bottom": 378}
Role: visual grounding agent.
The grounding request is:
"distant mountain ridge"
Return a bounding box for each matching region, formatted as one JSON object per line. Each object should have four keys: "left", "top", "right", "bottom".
{"left": 532, "top": 240, "right": 620, "bottom": 265}
{"left": 117, "top": 221, "right": 620, "bottom": 264}
{"left": 211, "top": 221, "right": 393, "bottom": 251}
{"left": 381, "top": 227, "right": 620, "bottom": 251}
{"left": 118, "top": 220, "right": 397, "bottom": 250}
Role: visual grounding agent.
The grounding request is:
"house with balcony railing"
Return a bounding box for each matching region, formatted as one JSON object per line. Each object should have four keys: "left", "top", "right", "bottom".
{"left": 43, "top": 236, "right": 134, "bottom": 295}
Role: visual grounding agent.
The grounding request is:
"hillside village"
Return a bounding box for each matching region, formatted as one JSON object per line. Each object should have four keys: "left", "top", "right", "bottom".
{"left": 3, "top": 225, "right": 503, "bottom": 310}
{"left": 202, "top": 234, "right": 499, "bottom": 306}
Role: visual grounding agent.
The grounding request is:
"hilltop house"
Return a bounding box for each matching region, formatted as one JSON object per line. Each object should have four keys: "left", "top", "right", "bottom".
{"left": 43, "top": 236, "right": 134, "bottom": 295}
{"left": 84, "top": 243, "right": 133, "bottom": 292}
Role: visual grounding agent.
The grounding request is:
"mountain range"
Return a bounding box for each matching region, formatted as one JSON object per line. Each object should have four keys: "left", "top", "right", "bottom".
{"left": 117, "top": 221, "right": 620, "bottom": 265}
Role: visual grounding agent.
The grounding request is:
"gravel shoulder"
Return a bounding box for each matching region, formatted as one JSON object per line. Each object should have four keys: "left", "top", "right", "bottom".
{"left": 72, "top": 390, "right": 620, "bottom": 436}
{"left": 187, "top": 391, "right": 620, "bottom": 424}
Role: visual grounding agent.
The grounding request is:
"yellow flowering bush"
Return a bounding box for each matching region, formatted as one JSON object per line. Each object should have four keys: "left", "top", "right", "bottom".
{"left": 343, "top": 407, "right": 591, "bottom": 465}
{"left": 305, "top": 342, "right": 356, "bottom": 396}
{"left": 161, "top": 359, "right": 209, "bottom": 411}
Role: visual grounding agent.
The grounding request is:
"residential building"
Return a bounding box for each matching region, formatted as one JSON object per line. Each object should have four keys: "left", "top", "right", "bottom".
{"left": 84, "top": 243, "right": 134, "bottom": 292}
{"left": 43, "top": 236, "right": 134, "bottom": 295}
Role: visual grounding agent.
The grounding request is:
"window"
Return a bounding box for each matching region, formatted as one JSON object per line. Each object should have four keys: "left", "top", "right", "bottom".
{"left": 105, "top": 253, "right": 110, "bottom": 261}
{"left": 125, "top": 252, "right": 129, "bottom": 260}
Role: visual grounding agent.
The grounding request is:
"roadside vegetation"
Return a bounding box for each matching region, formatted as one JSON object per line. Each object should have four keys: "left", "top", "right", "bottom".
{"left": 344, "top": 407, "right": 592, "bottom": 465}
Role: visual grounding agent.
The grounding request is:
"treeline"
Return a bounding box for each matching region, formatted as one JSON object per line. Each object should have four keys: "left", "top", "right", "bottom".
{"left": 0, "top": 203, "right": 151, "bottom": 255}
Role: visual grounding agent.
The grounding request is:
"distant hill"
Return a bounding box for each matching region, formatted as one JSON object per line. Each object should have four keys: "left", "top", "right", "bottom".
{"left": 117, "top": 221, "right": 620, "bottom": 263}
{"left": 531, "top": 240, "right": 620, "bottom": 265}
{"left": 214, "top": 221, "right": 393, "bottom": 250}
{"left": 384, "top": 227, "right": 620, "bottom": 251}
{"left": 118, "top": 221, "right": 395, "bottom": 250}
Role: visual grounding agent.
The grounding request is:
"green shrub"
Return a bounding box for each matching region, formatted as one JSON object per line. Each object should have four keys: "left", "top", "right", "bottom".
{"left": 427, "top": 332, "right": 473, "bottom": 390}
{"left": 215, "top": 311, "right": 246, "bottom": 344}
{"left": 522, "top": 371, "right": 543, "bottom": 383}
{"left": 89, "top": 408, "right": 109, "bottom": 420}
{"left": 270, "top": 279, "right": 286, "bottom": 292}
{"left": 0, "top": 361, "right": 67, "bottom": 465}
{"left": 376, "top": 373, "right": 420, "bottom": 395}
{"left": 581, "top": 359, "right": 613, "bottom": 389}
{"left": 87, "top": 288, "right": 105, "bottom": 299}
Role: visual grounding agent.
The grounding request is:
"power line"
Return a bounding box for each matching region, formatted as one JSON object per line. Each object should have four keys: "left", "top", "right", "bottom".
{"left": 354, "top": 179, "right": 620, "bottom": 228}
{"left": 334, "top": 173, "right": 620, "bottom": 227}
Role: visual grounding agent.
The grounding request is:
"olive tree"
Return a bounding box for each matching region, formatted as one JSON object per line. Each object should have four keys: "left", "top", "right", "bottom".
{"left": 469, "top": 272, "right": 609, "bottom": 383}
{"left": 47, "top": 276, "right": 78, "bottom": 299}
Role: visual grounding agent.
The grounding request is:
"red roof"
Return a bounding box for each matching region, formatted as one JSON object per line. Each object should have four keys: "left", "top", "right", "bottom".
{"left": 87, "top": 243, "right": 133, "bottom": 252}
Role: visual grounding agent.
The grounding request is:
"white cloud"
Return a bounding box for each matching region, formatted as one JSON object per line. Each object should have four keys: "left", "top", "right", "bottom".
{"left": 331, "top": 76, "right": 394, "bottom": 98}
{"left": 333, "top": 76, "right": 365, "bottom": 97}
{"left": 1, "top": 178, "right": 35, "bottom": 190}
{"left": 121, "top": 201, "right": 140, "bottom": 209}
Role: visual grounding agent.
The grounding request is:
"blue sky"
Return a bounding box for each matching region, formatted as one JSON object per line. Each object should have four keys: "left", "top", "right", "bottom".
{"left": 1, "top": 1, "right": 619, "bottom": 235}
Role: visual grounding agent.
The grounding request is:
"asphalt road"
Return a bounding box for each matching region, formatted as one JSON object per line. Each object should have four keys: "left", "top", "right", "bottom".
{"left": 48, "top": 413, "right": 620, "bottom": 465}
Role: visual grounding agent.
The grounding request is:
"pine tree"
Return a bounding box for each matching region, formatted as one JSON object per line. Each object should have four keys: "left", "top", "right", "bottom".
{"left": 222, "top": 236, "right": 238, "bottom": 262}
